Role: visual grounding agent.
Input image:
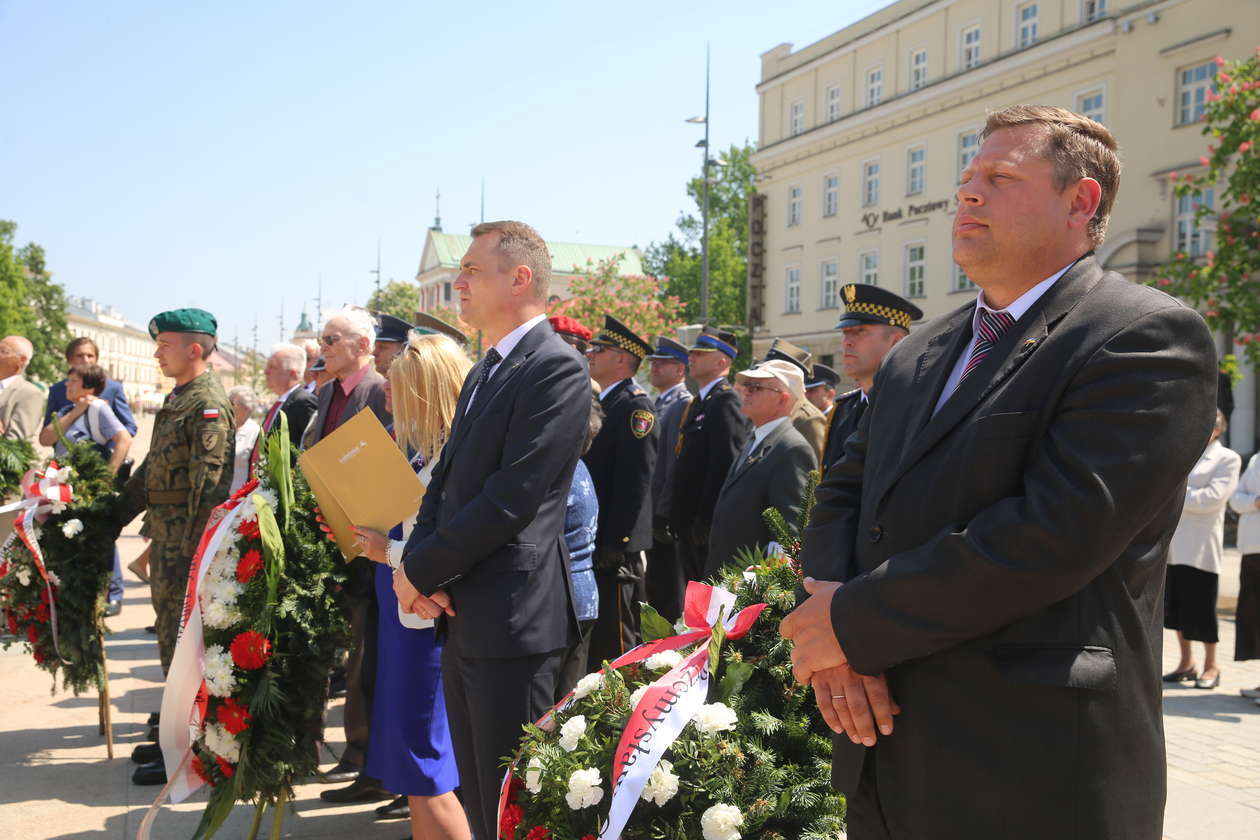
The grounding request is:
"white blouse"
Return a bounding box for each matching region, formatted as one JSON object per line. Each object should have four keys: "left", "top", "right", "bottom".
{"left": 1169, "top": 440, "right": 1241, "bottom": 574}
{"left": 1229, "top": 453, "right": 1260, "bottom": 556}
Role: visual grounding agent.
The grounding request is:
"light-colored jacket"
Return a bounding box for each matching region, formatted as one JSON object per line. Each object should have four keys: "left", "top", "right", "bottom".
{"left": 1229, "top": 452, "right": 1260, "bottom": 555}
{"left": 1169, "top": 439, "right": 1241, "bottom": 574}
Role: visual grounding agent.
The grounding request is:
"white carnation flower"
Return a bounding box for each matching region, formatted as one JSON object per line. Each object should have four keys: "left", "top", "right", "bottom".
{"left": 203, "top": 721, "right": 240, "bottom": 763}
{"left": 564, "top": 767, "right": 604, "bottom": 810}
{"left": 628, "top": 684, "right": 650, "bottom": 708}
{"left": 46, "top": 570, "right": 60, "bottom": 587}
{"left": 60, "top": 519, "right": 84, "bottom": 538}
{"left": 700, "top": 803, "right": 743, "bottom": 840}
{"left": 15, "top": 568, "right": 31, "bottom": 587}
{"left": 48, "top": 499, "right": 67, "bottom": 515}
{"left": 640, "top": 759, "right": 679, "bottom": 806}
{"left": 524, "top": 756, "right": 544, "bottom": 794}
{"left": 571, "top": 671, "right": 604, "bottom": 700}
{"left": 558, "top": 714, "right": 587, "bottom": 752}
{"left": 693, "top": 702, "right": 738, "bottom": 734}
{"left": 238, "top": 500, "right": 258, "bottom": 523}
{"left": 645, "top": 649, "right": 683, "bottom": 671}
{"left": 201, "top": 598, "right": 242, "bottom": 630}
{"left": 203, "top": 645, "right": 236, "bottom": 697}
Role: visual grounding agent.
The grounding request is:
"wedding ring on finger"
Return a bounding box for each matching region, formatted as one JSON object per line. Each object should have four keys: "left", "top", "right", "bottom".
{"left": 832, "top": 694, "right": 846, "bottom": 700}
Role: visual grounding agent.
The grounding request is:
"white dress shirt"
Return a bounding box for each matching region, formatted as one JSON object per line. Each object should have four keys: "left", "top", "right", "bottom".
{"left": 466, "top": 313, "right": 547, "bottom": 412}
{"left": 697, "top": 377, "right": 724, "bottom": 402}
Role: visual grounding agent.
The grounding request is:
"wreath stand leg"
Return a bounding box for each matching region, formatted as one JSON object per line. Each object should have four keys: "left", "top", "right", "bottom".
{"left": 267, "top": 789, "right": 288, "bottom": 840}
{"left": 98, "top": 633, "right": 114, "bottom": 759}
{"left": 246, "top": 801, "right": 268, "bottom": 840}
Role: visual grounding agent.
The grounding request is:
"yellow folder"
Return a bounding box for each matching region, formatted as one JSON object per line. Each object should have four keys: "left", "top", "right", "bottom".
{"left": 298, "top": 408, "right": 425, "bottom": 561}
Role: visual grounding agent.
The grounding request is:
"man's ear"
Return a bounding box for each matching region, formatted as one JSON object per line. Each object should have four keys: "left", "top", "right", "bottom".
{"left": 1068, "top": 177, "right": 1103, "bottom": 234}
{"left": 510, "top": 264, "right": 535, "bottom": 298}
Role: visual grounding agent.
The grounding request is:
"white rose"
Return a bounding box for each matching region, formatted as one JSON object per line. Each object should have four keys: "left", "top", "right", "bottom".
{"left": 571, "top": 671, "right": 604, "bottom": 700}
{"left": 203, "top": 721, "right": 240, "bottom": 763}
{"left": 558, "top": 714, "right": 587, "bottom": 752}
{"left": 60, "top": 519, "right": 84, "bottom": 539}
{"left": 645, "top": 649, "right": 683, "bottom": 671}
{"left": 628, "top": 684, "right": 650, "bottom": 708}
{"left": 524, "top": 756, "right": 544, "bottom": 794}
{"left": 700, "top": 803, "right": 743, "bottom": 840}
{"left": 640, "top": 759, "right": 679, "bottom": 806}
{"left": 15, "top": 568, "right": 31, "bottom": 587}
{"left": 693, "top": 702, "right": 738, "bottom": 734}
{"left": 203, "top": 645, "right": 237, "bottom": 697}
{"left": 564, "top": 767, "right": 604, "bottom": 810}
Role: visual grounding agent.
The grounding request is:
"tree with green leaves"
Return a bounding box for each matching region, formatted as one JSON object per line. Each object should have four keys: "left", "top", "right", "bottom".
{"left": 1155, "top": 49, "right": 1260, "bottom": 369}
{"left": 0, "top": 220, "right": 71, "bottom": 383}
{"left": 366, "top": 278, "right": 421, "bottom": 321}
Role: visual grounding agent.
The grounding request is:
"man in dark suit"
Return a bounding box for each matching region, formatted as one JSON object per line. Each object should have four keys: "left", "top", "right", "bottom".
{"left": 762, "top": 337, "right": 826, "bottom": 463}
{"left": 583, "top": 315, "right": 658, "bottom": 668}
{"left": 781, "top": 106, "right": 1218, "bottom": 840}
{"left": 670, "top": 328, "right": 751, "bottom": 584}
{"left": 819, "top": 285, "right": 922, "bottom": 472}
{"left": 258, "top": 342, "right": 317, "bottom": 452}
{"left": 395, "top": 221, "right": 589, "bottom": 840}
{"left": 646, "top": 336, "right": 692, "bottom": 621}
{"left": 707, "top": 360, "right": 817, "bottom": 578}
{"left": 304, "top": 306, "right": 391, "bottom": 803}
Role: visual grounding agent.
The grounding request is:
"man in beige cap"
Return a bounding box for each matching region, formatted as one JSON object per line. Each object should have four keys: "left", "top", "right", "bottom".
{"left": 705, "top": 359, "right": 817, "bottom": 578}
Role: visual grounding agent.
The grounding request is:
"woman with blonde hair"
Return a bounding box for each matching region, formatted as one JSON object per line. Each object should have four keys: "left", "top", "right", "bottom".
{"left": 351, "top": 332, "right": 471, "bottom": 840}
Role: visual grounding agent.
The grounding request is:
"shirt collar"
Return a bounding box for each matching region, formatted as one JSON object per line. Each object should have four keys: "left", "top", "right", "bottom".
{"left": 970, "top": 260, "right": 1076, "bottom": 333}
{"left": 492, "top": 313, "right": 547, "bottom": 365}
{"left": 697, "top": 377, "right": 724, "bottom": 401}
{"left": 276, "top": 383, "right": 302, "bottom": 404}
{"left": 752, "top": 415, "right": 789, "bottom": 447}
{"left": 658, "top": 382, "right": 686, "bottom": 402}
{"left": 337, "top": 360, "right": 372, "bottom": 396}
{"left": 599, "top": 378, "right": 629, "bottom": 401}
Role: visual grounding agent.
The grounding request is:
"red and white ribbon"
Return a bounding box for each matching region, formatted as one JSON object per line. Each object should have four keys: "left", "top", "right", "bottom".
{"left": 9, "top": 464, "right": 77, "bottom": 663}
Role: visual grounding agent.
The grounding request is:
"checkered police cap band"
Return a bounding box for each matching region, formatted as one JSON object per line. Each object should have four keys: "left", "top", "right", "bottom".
{"left": 846, "top": 301, "right": 914, "bottom": 330}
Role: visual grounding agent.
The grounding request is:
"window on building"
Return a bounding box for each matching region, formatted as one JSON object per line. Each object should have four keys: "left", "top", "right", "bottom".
{"left": 952, "top": 264, "right": 977, "bottom": 292}
{"left": 958, "top": 130, "right": 980, "bottom": 178}
{"left": 820, "top": 260, "right": 839, "bottom": 308}
{"left": 1175, "top": 188, "right": 1215, "bottom": 257}
{"left": 823, "top": 174, "right": 839, "bottom": 217}
{"left": 961, "top": 26, "right": 982, "bottom": 70}
{"left": 1083, "top": 0, "right": 1107, "bottom": 22}
{"left": 443, "top": 281, "right": 452, "bottom": 302}
{"left": 826, "top": 86, "right": 842, "bottom": 122}
{"left": 859, "top": 251, "right": 880, "bottom": 286}
{"left": 866, "top": 67, "right": 883, "bottom": 107}
{"left": 786, "top": 267, "right": 801, "bottom": 313}
{"left": 788, "top": 185, "right": 802, "bottom": 226}
{"left": 1178, "top": 61, "right": 1217, "bottom": 126}
{"left": 1077, "top": 89, "right": 1104, "bottom": 123}
{"left": 862, "top": 160, "right": 880, "bottom": 206}
{"left": 907, "top": 146, "right": 926, "bottom": 196}
{"left": 1017, "top": 3, "right": 1039, "bottom": 49}
{"left": 790, "top": 101, "right": 806, "bottom": 136}
{"left": 910, "top": 50, "right": 928, "bottom": 91}
{"left": 904, "top": 244, "right": 926, "bottom": 298}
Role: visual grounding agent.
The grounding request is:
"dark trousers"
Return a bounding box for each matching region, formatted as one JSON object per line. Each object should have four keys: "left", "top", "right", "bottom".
{"left": 674, "top": 526, "right": 709, "bottom": 586}
{"left": 846, "top": 748, "right": 893, "bottom": 840}
{"left": 588, "top": 552, "right": 645, "bottom": 672}
{"left": 341, "top": 595, "right": 378, "bottom": 770}
{"left": 442, "top": 631, "right": 562, "bottom": 840}
{"left": 556, "top": 618, "right": 596, "bottom": 702}
{"left": 645, "top": 531, "right": 685, "bottom": 623}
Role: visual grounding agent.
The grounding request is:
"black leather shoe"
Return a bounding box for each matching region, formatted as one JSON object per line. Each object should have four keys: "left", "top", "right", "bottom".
{"left": 147, "top": 712, "right": 160, "bottom": 726}
{"left": 132, "top": 758, "right": 167, "bottom": 786}
{"left": 146, "top": 726, "right": 159, "bottom": 742}
{"left": 319, "top": 776, "right": 391, "bottom": 803}
{"left": 1162, "top": 667, "right": 1197, "bottom": 683}
{"left": 319, "top": 759, "right": 361, "bottom": 784}
{"left": 131, "top": 742, "right": 163, "bottom": 765}
{"left": 375, "top": 795, "right": 410, "bottom": 820}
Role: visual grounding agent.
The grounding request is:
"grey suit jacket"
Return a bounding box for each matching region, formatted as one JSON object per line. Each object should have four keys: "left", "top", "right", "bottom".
{"left": 705, "top": 419, "right": 816, "bottom": 578}
{"left": 0, "top": 377, "right": 45, "bottom": 444}
{"left": 300, "top": 366, "right": 389, "bottom": 450}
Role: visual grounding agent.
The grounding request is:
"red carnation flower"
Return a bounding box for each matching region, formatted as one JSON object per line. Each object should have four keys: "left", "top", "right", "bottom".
{"left": 231, "top": 478, "right": 259, "bottom": 501}
{"left": 216, "top": 697, "right": 252, "bottom": 734}
{"left": 524, "top": 826, "right": 551, "bottom": 840}
{"left": 229, "top": 630, "right": 272, "bottom": 670}
{"left": 191, "top": 755, "right": 211, "bottom": 784}
{"left": 500, "top": 802, "right": 524, "bottom": 837}
{"left": 216, "top": 756, "right": 235, "bottom": 778}
{"left": 237, "top": 519, "right": 261, "bottom": 540}
{"left": 236, "top": 549, "right": 263, "bottom": 583}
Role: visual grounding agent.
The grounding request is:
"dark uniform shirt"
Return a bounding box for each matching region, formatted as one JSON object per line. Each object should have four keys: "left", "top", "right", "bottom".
{"left": 582, "top": 378, "right": 658, "bottom": 554}
{"left": 669, "top": 379, "right": 751, "bottom": 541}
{"left": 821, "top": 388, "right": 865, "bottom": 473}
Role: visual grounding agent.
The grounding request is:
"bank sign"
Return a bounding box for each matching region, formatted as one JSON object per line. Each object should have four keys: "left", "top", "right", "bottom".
{"left": 861, "top": 197, "right": 954, "bottom": 229}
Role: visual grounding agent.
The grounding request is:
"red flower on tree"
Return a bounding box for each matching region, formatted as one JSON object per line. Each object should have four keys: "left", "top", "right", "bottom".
{"left": 237, "top": 519, "right": 261, "bottom": 541}
{"left": 216, "top": 697, "right": 253, "bottom": 734}
{"left": 229, "top": 630, "right": 272, "bottom": 670}
{"left": 216, "top": 756, "right": 235, "bottom": 778}
{"left": 236, "top": 549, "right": 263, "bottom": 583}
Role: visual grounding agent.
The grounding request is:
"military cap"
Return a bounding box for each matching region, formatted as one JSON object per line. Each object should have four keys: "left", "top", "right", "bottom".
{"left": 412, "top": 310, "right": 469, "bottom": 347}
{"left": 762, "top": 337, "right": 812, "bottom": 379}
{"left": 646, "top": 336, "right": 689, "bottom": 365}
{"left": 374, "top": 312, "right": 415, "bottom": 343}
{"left": 688, "top": 326, "right": 738, "bottom": 359}
{"left": 806, "top": 363, "right": 841, "bottom": 390}
{"left": 549, "top": 315, "right": 593, "bottom": 342}
{"left": 148, "top": 308, "right": 217, "bottom": 339}
{"left": 310, "top": 355, "right": 326, "bottom": 372}
{"left": 835, "top": 283, "right": 923, "bottom": 331}
{"left": 590, "top": 314, "right": 653, "bottom": 361}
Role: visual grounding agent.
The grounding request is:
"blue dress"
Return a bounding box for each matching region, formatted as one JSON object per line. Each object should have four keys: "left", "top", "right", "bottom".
{"left": 365, "top": 452, "right": 459, "bottom": 796}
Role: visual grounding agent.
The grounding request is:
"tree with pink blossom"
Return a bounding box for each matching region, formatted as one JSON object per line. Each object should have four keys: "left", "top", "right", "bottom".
{"left": 550, "top": 255, "right": 688, "bottom": 343}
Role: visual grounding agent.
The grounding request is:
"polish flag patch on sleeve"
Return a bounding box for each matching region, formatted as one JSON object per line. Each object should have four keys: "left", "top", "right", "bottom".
{"left": 203, "top": 409, "right": 220, "bottom": 419}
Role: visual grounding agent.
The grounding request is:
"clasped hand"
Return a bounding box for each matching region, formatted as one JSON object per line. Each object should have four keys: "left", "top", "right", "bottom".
{"left": 779, "top": 577, "right": 901, "bottom": 747}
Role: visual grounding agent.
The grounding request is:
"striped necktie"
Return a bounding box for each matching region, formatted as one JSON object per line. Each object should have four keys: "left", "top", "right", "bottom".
{"left": 958, "top": 308, "right": 1016, "bottom": 384}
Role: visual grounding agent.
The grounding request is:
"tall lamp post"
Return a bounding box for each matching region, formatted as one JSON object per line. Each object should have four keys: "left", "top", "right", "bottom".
{"left": 686, "top": 44, "right": 712, "bottom": 325}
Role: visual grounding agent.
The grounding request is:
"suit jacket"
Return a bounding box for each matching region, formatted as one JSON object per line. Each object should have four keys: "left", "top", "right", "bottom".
{"left": 820, "top": 388, "right": 864, "bottom": 472}
{"left": 0, "top": 377, "right": 45, "bottom": 444}
{"left": 798, "top": 256, "right": 1217, "bottom": 839}
{"left": 706, "top": 419, "right": 816, "bottom": 577}
{"left": 273, "top": 386, "right": 318, "bottom": 450}
{"left": 790, "top": 397, "right": 827, "bottom": 464}
{"left": 401, "top": 319, "right": 589, "bottom": 658}
{"left": 45, "top": 378, "right": 138, "bottom": 436}
{"left": 582, "top": 379, "right": 658, "bottom": 553}
{"left": 300, "top": 366, "right": 389, "bottom": 449}
{"left": 669, "top": 379, "right": 750, "bottom": 540}
{"left": 651, "top": 391, "right": 693, "bottom": 520}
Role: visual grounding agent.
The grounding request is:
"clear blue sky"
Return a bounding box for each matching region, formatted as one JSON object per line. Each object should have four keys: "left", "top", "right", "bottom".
{"left": 2, "top": 0, "right": 887, "bottom": 351}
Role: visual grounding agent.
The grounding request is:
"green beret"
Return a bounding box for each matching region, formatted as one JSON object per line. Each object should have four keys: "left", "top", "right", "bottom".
{"left": 148, "top": 308, "right": 218, "bottom": 339}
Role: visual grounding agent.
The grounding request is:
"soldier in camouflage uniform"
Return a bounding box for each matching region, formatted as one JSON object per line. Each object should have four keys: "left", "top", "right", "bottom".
{"left": 116, "top": 308, "right": 234, "bottom": 786}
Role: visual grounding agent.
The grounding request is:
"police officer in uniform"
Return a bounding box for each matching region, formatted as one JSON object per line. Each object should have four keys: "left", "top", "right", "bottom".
{"left": 116, "top": 309, "right": 234, "bottom": 785}
{"left": 670, "top": 328, "right": 751, "bottom": 584}
{"left": 805, "top": 363, "right": 841, "bottom": 415}
{"left": 371, "top": 312, "right": 415, "bottom": 376}
{"left": 583, "top": 315, "right": 658, "bottom": 668}
{"left": 645, "top": 336, "right": 692, "bottom": 622}
{"left": 761, "top": 337, "right": 826, "bottom": 463}
{"left": 820, "top": 283, "right": 922, "bottom": 471}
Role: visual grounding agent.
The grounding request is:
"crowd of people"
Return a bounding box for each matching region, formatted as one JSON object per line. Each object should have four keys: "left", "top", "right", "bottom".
{"left": 2, "top": 103, "right": 1258, "bottom": 838}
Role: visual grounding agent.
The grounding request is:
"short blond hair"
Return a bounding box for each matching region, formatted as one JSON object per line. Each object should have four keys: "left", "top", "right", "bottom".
{"left": 982, "top": 105, "right": 1120, "bottom": 248}
{"left": 388, "top": 333, "right": 472, "bottom": 465}
{"left": 471, "top": 220, "right": 552, "bottom": 301}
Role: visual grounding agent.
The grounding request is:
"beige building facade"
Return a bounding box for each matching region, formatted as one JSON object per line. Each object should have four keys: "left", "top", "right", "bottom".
{"left": 749, "top": 0, "right": 1258, "bottom": 452}
{"left": 65, "top": 296, "right": 169, "bottom": 400}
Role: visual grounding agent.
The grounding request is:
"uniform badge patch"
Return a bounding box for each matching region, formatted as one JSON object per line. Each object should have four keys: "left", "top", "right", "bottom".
{"left": 631, "top": 409, "right": 655, "bottom": 439}
{"left": 201, "top": 430, "right": 221, "bottom": 451}
{"left": 203, "top": 409, "right": 220, "bottom": 419}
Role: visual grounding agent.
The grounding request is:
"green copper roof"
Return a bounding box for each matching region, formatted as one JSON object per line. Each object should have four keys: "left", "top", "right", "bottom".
{"left": 427, "top": 231, "right": 644, "bottom": 276}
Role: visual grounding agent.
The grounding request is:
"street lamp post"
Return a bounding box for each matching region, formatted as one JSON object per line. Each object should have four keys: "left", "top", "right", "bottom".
{"left": 687, "top": 45, "right": 712, "bottom": 325}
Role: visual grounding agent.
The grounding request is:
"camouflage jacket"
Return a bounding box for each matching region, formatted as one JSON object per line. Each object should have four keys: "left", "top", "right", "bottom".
{"left": 118, "top": 369, "right": 235, "bottom": 556}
